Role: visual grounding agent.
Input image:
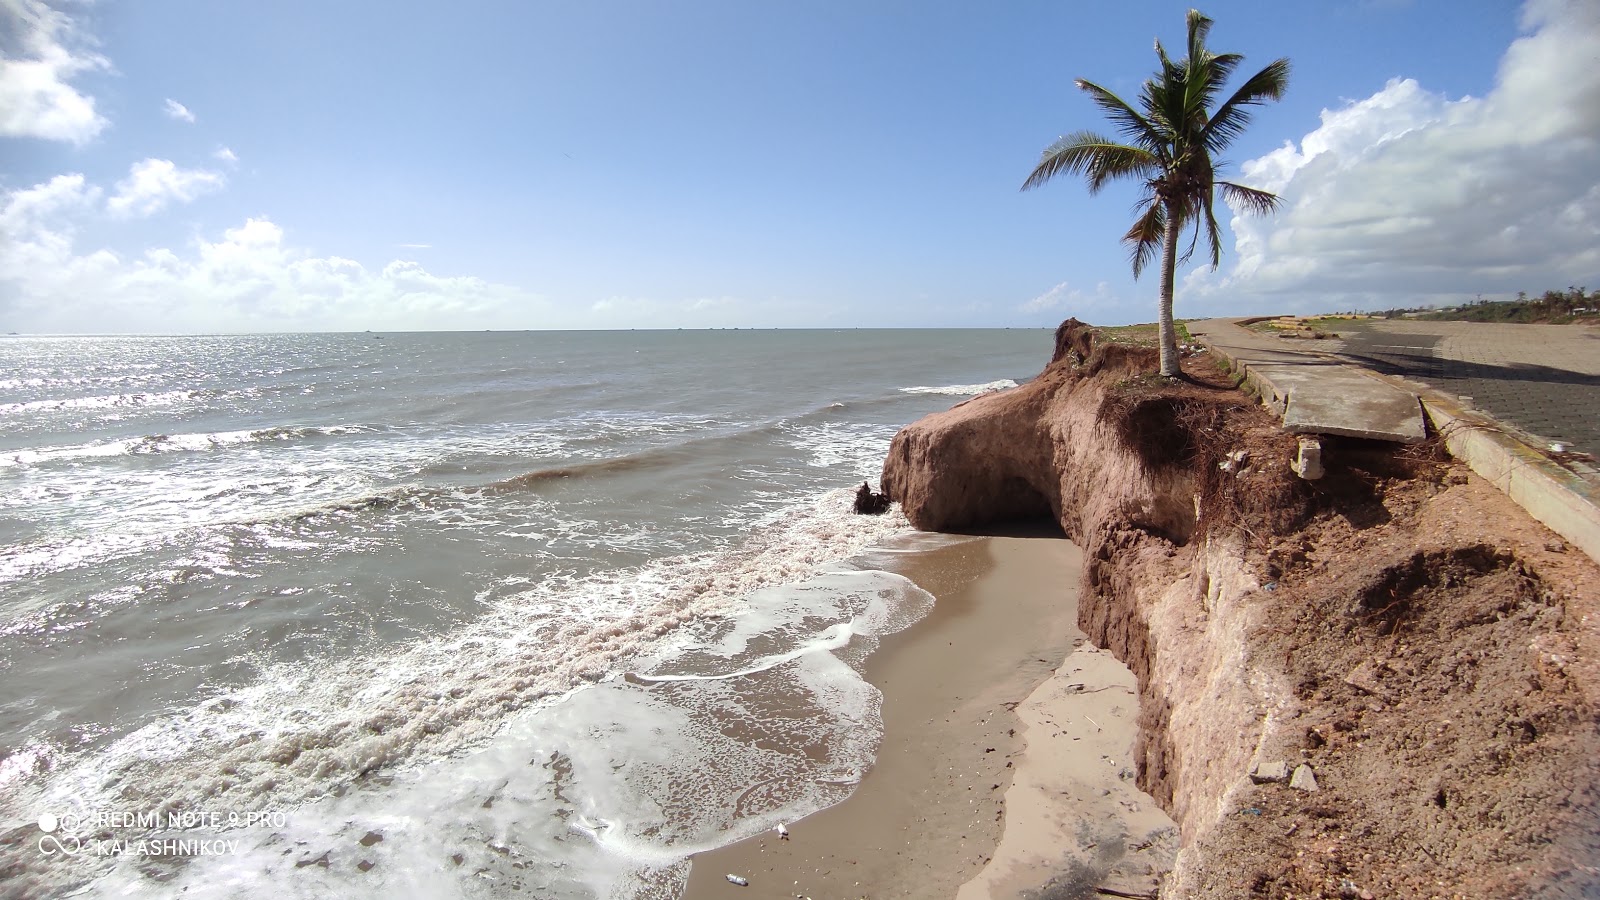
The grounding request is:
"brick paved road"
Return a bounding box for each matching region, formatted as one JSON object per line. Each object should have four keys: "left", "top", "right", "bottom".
{"left": 1334, "top": 320, "right": 1600, "bottom": 453}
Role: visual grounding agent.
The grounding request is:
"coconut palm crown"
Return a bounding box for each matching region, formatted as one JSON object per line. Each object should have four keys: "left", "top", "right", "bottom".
{"left": 1023, "top": 10, "right": 1289, "bottom": 376}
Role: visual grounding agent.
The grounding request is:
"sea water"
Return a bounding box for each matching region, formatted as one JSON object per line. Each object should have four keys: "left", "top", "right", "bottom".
{"left": 0, "top": 328, "right": 1048, "bottom": 898}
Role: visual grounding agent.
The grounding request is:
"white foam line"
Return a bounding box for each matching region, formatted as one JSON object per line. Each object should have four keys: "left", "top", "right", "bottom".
{"left": 0, "top": 388, "right": 209, "bottom": 416}
{"left": 10, "top": 490, "right": 912, "bottom": 819}
{"left": 898, "top": 379, "right": 1017, "bottom": 396}
{"left": 0, "top": 424, "right": 375, "bottom": 468}
{"left": 632, "top": 622, "right": 855, "bottom": 683}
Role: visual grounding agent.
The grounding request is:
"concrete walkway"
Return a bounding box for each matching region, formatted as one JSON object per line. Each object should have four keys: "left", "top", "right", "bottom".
{"left": 1189, "top": 317, "right": 1600, "bottom": 566}
{"left": 1332, "top": 319, "right": 1600, "bottom": 453}
{"left": 1187, "top": 318, "right": 1427, "bottom": 443}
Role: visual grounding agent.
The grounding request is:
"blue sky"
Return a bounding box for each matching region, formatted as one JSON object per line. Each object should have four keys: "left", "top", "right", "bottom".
{"left": 2, "top": 0, "right": 1596, "bottom": 332}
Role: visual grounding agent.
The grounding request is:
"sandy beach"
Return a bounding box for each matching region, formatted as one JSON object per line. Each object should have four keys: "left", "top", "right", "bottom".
{"left": 682, "top": 529, "right": 1175, "bottom": 899}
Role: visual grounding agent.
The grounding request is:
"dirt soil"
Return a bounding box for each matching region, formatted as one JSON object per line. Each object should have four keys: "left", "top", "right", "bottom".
{"left": 1107, "top": 344, "right": 1600, "bottom": 900}
{"left": 883, "top": 320, "right": 1600, "bottom": 899}
{"left": 1196, "top": 440, "right": 1600, "bottom": 899}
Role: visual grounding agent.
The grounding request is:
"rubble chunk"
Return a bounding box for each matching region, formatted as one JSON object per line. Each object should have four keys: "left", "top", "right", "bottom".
{"left": 1250, "top": 760, "right": 1290, "bottom": 784}
{"left": 1290, "top": 764, "right": 1319, "bottom": 792}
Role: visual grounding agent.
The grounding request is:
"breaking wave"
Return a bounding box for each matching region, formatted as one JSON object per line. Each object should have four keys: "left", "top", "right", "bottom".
{"left": 0, "top": 425, "right": 374, "bottom": 468}
{"left": 898, "top": 379, "right": 1018, "bottom": 396}
{"left": 1, "top": 488, "right": 921, "bottom": 899}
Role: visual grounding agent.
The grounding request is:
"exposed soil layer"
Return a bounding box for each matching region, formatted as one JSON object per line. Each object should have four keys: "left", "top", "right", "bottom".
{"left": 882, "top": 320, "right": 1600, "bottom": 899}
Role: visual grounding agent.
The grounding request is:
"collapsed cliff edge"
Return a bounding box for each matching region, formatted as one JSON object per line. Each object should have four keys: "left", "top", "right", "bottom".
{"left": 882, "top": 319, "right": 1600, "bottom": 899}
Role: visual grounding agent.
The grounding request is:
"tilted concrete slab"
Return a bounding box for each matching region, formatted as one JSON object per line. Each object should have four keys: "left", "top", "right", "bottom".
{"left": 1269, "top": 364, "right": 1427, "bottom": 444}
{"left": 1188, "top": 319, "right": 1427, "bottom": 444}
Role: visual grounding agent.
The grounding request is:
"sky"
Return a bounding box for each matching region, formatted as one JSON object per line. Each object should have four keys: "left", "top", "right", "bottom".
{"left": 1, "top": 0, "right": 1596, "bottom": 332}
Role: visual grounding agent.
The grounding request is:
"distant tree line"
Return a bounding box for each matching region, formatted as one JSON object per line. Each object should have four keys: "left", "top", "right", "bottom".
{"left": 1371, "top": 287, "right": 1597, "bottom": 324}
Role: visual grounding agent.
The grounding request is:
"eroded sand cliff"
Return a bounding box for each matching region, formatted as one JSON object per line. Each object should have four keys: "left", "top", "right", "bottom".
{"left": 884, "top": 320, "right": 1600, "bottom": 899}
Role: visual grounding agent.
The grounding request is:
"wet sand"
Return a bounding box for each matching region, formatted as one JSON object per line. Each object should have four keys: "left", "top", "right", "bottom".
{"left": 681, "top": 530, "right": 1174, "bottom": 899}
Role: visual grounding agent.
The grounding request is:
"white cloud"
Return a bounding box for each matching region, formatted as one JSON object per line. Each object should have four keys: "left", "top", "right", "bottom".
{"left": 214, "top": 146, "right": 238, "bottom": 164}
{"left": 162, "top": 98, "right": 195, "bottom": 123}
{"left": 1203, "top": 0, "right": 1600, "bottom": 312}
{"left": 0, "top": 174, "right": 117, "bottom": 316}
{"left": 0, "top": 171, "right": 99, "bottom": 229}
{"left": 106, "top": 158, "right": 225, "bottom": 218}
{"left": 0, "top": 0, "right": 109, "bottom": 143}
{"left": 1020, "top": 280, "right": 1125, "bottom": 319}
{"left": 1, "top": 175, "right": 547, "bottom": 332}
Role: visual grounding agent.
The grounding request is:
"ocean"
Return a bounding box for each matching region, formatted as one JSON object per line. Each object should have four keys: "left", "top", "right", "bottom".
{"left": 0, "top": 328, "right": 1050, "bottom": 899}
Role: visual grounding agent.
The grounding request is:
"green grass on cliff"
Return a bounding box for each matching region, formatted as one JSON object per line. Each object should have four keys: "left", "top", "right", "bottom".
{"left": 1096, "top": 321, "right": 1194, "bottom": 347}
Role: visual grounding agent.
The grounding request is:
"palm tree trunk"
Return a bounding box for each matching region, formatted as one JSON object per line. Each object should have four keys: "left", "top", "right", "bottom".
{"left": 1157, "top": 199, "right": 1181, "bottom": 377}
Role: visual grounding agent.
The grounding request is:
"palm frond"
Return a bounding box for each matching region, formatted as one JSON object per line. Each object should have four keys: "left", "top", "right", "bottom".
{"left": 1154, "top": 37, "right": 1175, "bottom": 75}
{"left": 1021, "top": 132, "right": 1157, "bottom": 193}
{"left": 1218, "top": 180, "right": 1280, "bottom": 215}
{"left": 1192, "top": 51, "right": 1242, "bottom": 113}
{"left": 1202, "top": 57, "right": 1291, "bottom": 152}
{"left": 1138, "top": 77, "right": 1174, "bottom": 137}
{"left": 1075, "top": 79, "right": 1164, "bottom": 148}
{"left": 1185, "top": 9, "right": 1214, "bottom": 62}
{"left": 1176, "top": 195, "right": 1203, "bottom": 266}
{"left": 1200, "top": 186, "right": 1224, "bottom": 269}
{"left": 1122, "top": 200, "right": 1165, "bottom": 279}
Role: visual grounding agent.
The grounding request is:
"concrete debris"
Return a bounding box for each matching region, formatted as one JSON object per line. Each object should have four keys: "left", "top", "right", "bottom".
{"left": 1290, "top": 764, "right": 1319, "bottom": 792}
{"left": 1250, "top": 760, "right": 1290, "bottom": 784}
{"left": 1219, "top": 449, "right": 1250, "bottom": 473}
{"left": 1292, "top": 435, "right": 1324, "bottom": 480}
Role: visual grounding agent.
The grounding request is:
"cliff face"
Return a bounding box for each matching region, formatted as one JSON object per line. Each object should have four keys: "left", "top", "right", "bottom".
{"left": 883, "top": 320, "right": 1206, "bottom": 544}
{"left": 882, "top": 320, "right": 1600, "bottom": 898}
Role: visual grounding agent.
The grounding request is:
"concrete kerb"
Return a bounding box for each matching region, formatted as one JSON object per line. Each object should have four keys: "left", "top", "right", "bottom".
{"left": 1420, "top": 395, "right": 1600, "bottom": 566}
{"left": 1196, "top": 327, "right": 1600, "bottom": 567}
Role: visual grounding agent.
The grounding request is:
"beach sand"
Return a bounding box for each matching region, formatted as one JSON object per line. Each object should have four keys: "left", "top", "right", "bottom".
{"left": 681, "top": 529, "right": 1175, "bottom": 899}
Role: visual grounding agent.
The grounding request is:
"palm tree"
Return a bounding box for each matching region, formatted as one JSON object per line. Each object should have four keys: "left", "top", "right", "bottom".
{"left": 1023, "top": 10, "right": 1289, "bottom": 377}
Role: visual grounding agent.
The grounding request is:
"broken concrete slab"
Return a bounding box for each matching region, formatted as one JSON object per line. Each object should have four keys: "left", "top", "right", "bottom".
{"left": 1188, "top": 319, "right": 1428, "bottom": 445}
{"left": 1258, "top": 362, "right": 1426, "bottom": 444}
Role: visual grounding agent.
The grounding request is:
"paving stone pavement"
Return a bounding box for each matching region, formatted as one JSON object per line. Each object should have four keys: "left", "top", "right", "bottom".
{"left": 1332, "top": 320, "right": 1600, "bottom": 454}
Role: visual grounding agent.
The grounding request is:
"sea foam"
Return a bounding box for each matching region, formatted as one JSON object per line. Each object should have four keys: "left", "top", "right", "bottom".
{"left": 3, "top": 489, "right": 921, "bottom": 899}
{"left": 898, "top": 379, "right": 1018, "bottom": 396}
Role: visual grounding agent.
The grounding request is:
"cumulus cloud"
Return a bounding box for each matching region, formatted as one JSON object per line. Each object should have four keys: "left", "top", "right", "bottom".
{"left": 214, "top": 146, "right": 238, "bottom": 164}
{"left": 0, "top": 186, "right": 546, "bottom": 332}
{"left": 0, "top": 171, "right": 104, "bottom": 270}
{"left": 1200, "top": 0, "right": 1600, "bottom": 312}
{"left": 162, "top": 98, "right": 195, "bottom": 123}
{"left": 106, "top": 158, "right": 225, "bottom": 217}
{"left": 0, "top": 0, "right": 109, "bottom": 142}
{"left": 0, "top": 174, "right": 119, "bottom": 319}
